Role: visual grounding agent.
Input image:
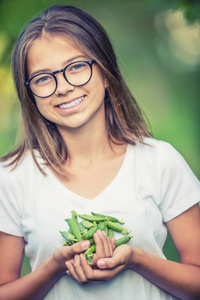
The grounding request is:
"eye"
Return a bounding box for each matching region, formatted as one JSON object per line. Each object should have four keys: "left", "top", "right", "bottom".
{"left": 68, "top": 62, "right": 88, "bottom": 72}
{"left": 33, "top": 74, "right": 53, "bottom": 85}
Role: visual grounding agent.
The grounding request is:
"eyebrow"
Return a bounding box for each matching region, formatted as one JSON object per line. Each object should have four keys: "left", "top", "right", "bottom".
{"left": 29, "top": 55, "right": 88, "bottom": 77}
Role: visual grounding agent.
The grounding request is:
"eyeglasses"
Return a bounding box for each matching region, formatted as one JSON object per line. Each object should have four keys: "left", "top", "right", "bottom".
{"left": 24, "top": 60, "right": 96, "bottom": 98}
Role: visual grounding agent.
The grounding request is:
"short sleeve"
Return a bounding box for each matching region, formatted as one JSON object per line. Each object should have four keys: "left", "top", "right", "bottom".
{"left": 0, "top": 163, "right": 23, "bottom": 236}
{"left": 157, "top": 141, "right": 200, "bottom": 222}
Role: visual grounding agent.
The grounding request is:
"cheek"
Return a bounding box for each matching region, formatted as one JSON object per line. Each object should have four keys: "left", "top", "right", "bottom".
{"left": 90, "top": 75, "right": 107, "bottom": 100}
{"left": 35, "top": 99, "right": 48, "bottom": 117}
{"left": 91, "top": 84, "right": 106, "bottom": 105}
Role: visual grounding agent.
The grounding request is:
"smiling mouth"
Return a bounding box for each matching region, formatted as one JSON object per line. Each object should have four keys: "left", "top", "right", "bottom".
{"left": 58, "top": 96, "right": 85, "bottom": 109}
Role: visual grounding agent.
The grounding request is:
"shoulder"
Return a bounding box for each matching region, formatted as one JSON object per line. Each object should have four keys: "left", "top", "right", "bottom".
{"left": 133, "top": 137, "right": 191, "bottom": 168}
{"left": 0, "top": 151, "right": 44, "bottom": 186}
{"left": 129, "top": 137, "right": 200, "bottom": 188}
{"left": 134, "top": 137, "right": 179, "bottom": 155}
{"left": 127, "top": 137, "right": 179, "bottom": 167}
{"left": 129, "top": 138, "right": 200, "bottom": 222}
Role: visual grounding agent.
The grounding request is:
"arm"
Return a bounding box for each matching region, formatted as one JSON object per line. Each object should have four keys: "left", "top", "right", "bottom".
{"left": 67, "top": 204, "right": 200, "bottom": 300}
{"left": 130, "top": 203, "right": 200, "bottom": 300}
{"left": 0, "top": 232, "right": 90, "bottom": 300}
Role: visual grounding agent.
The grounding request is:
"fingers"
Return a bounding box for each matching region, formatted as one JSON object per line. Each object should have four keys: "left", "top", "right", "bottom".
{"left": 65, "top": 231, "right": 116, "bottom": 284}
{"left": 65, "top": 230, "right": 121, "bottom": 284}
{"left": 97, "top": 256, "right": 119, "bottom": 269}
{"left": 66, "top": 254, "right": 93, "bottom": 284}
{"left": 63, "top": 240, "right": 90, "bottom": 260}
{"left": 66, "top": 254, "right": 89, "bottom": 284}
{"left": 111, "top": 237, "right": 116, "bottom": 250}
{"left": 66, "top": 252, "right": 103, "bottom": 284}
{"left": 93, "top": 230, "right": 114, "bottom": 259}
{"left": 65, "top": 237, "right": 131, "bottom": 285}
{"left": 97, "top": 244, "right": 133, "bottom": 270}
{"left": 62, "top": 230, "right": 114, "bottom": 264}
{"left": 53, "top": 239, "right": 91, "bottom": 271}
{"left": 66, "top": 253, "right": 123, "bottom": 284}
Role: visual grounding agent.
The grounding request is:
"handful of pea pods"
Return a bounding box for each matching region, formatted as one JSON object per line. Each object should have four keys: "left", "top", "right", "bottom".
{"left": 60, "top": 211, "right": 133, "bottom": 265}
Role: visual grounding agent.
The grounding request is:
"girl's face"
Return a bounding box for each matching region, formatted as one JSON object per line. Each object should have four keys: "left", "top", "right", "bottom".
{"left": 26, "top": 35, "right": 107, "bottom": 134}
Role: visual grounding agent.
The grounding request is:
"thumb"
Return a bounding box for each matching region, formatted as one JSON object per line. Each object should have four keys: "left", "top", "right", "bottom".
{"left": 97, "top": 253, "right": 122, "bottom": 269}
{"left": 69, "top": 240, "right": 90, "bottom": 256}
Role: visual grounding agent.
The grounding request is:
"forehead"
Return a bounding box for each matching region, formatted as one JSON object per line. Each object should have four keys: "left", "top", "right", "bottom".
{"left": 26, "top": 35, "right": 87, "bottom": 74}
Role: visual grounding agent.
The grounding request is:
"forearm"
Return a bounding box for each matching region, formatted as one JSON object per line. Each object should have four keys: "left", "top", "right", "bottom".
{"left": 0, "top": 256, "right": 65, "bottom": 300}
{"left": 132, "top": 247, "right": 200, "bottom": 300}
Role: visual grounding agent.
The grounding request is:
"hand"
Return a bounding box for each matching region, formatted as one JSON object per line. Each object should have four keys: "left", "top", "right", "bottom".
{"left": 66, "top": 233, "right": 133, "bottom": 284}
{"left": 65, "top": 230, "right": 115, "bottom": 283}
{"left": 52, "top": 240, "right": 91, "bottom": 272}
{"left": 96, "top": 243, "right": 134, "bottom": 271}
{"left": 91, "top": 230, "right": 116, "bottom": 266}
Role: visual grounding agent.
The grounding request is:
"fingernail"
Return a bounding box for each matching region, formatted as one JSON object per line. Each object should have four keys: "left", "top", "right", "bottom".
{"left": 94, "top": 231, "right": 99, "bottom": 238}
{"left": 80, "top": 253, "right": 85, "bottom": 260}
{"left": 98, "top": 260, "right": 105, "bottom": 268}
{"left": 81, "top": 240, "right": 90, "bottom": 250}
{"left": 65, "top": 262, "right": 70, "bottom": 269}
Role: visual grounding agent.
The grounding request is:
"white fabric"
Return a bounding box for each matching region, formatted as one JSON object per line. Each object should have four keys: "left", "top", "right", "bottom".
{"left": 0, "top": 138, "right": 199, "bottom": 300}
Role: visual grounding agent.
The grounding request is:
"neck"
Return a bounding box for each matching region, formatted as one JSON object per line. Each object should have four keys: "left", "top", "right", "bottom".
{"left": 58, "top": 121, "right": 113, "bottom": 166}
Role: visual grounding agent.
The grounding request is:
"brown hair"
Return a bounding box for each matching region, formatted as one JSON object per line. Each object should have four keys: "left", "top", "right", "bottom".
{"left": 1, "top": 5, "right": 151, "bottom": 176}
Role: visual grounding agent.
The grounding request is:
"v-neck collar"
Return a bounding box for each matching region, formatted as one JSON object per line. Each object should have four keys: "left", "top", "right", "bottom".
{"left": 46, "top": 144, "right": 131, "bottom": 201}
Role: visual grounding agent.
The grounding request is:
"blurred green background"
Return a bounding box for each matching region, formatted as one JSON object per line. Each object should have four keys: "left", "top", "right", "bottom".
{"left": 0, "top": 0, "right": 199, "bottom": 277}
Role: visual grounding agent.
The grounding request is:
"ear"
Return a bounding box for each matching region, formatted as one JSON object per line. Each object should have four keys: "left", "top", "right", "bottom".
{"left": 104, "top": 78, "right": 108, "bottom": 89}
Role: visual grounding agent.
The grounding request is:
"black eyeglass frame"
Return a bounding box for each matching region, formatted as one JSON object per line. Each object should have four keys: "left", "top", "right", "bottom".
{"left": 24, "top": 59, "right": 96, "bottom": 98}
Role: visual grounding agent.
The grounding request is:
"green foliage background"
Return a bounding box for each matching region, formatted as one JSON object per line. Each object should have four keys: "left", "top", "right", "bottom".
{"left": 0, "top": 0, "right": 199, "bottom": 277}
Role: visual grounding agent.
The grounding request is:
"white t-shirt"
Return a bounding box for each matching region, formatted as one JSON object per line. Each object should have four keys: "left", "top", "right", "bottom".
{"left": 0, "top": 138, "right": 199, "bottom": 300}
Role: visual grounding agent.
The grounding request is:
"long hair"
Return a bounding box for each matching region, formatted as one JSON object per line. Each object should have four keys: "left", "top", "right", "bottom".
{"left": 1, "top": 5, "right": 151, "bottom": 176}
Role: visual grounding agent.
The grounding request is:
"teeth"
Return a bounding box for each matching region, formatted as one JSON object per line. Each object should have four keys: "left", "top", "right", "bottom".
{"left": 59, "top": 96, "right": 84, "bottom": 109}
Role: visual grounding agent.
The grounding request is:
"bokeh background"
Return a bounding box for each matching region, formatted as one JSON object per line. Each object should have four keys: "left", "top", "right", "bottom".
{"left": 0, "top": 0, "right": 199, "bottom": 277}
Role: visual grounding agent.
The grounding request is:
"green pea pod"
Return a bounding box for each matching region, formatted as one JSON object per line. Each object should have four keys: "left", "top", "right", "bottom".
{"left": 59, "top": 231, "right": 78, "bottom": 243}
{"left": 65, "top": 219, "right": 82, "bottom": 242}
{"left": 78, "top": 214, "right": 105, "bottom": 223}
{"left": 81, "top": 228, "right": 88, "bottom": 235}
{"left": 91, "top": 212, "right": 124, "bottom": 225}
{"left": 81, "top": 225, "right": 98, "bottom": 240}
{"left": 71, "top": 210, "right": 78, "bottom": 221}
{"left": 59, "top": 230, "right": 70, "bottom": 240}
{"left": 115, "top": 235, "right": 133, "bottom": 247}
{"left": 104, "top": 226, "right": 109, "bottom": 236}
{"left": 107, "top": 228, "right": 114, "bottom": 239}
{"left": 68, "top": 227, "right": 72, "bottom": 234}
{"left": 106, "top": 220, "right": 130, "bottom": 235}
{"left": 63, "top": 240, "right": 72, "bottom": 246}
{"left": 84, "top": 243, "right": 96, "bottom": 256}
{"left": 84, "top": 244, "right": 96, "bottom": 265}
{"left": 86, "top": 256, "right": 93, "bottom": 265}
{"left": 88, "top": 237, "right": 94, "bottom": 244}
{"left": 97, "top": 221, "right": 106, "bottom": 231}
{"left": 75, "top": 220, "right": 85, "bottom": 232}
{"left": 81, "top": 220, "right": 96, "bottom": 229}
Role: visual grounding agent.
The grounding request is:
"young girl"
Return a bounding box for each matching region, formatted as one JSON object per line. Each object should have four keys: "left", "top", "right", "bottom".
{"left": 0, "top": 5, "right": 199, "bottom": 300}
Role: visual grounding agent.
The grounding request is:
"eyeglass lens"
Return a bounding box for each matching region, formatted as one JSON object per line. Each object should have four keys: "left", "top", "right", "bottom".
{"left": 29, "top": 61, "right": 92, "bottom": 98}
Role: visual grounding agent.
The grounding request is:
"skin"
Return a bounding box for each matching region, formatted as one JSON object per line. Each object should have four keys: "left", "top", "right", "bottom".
{"left": 0, "top": 34, "right": 126, "bottom": 299}
{"left": 27, "top": 34, "right": 126, "bottom": 199}
{"left": 27, "top": 35, "right": 108, "bottom": 133}
{"left": 0, "top": 231, "right": 113, "bottom": 299}
{"left": 0, "top": 34, "right": 200, "bottom": 300}
{"left": 65, "top": 204, "right": 200, "bottom": 300}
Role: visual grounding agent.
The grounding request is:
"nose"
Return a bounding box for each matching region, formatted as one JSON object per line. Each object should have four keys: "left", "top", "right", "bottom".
{"left": 55, "top": 71, "right": 74, "bottom": 95}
